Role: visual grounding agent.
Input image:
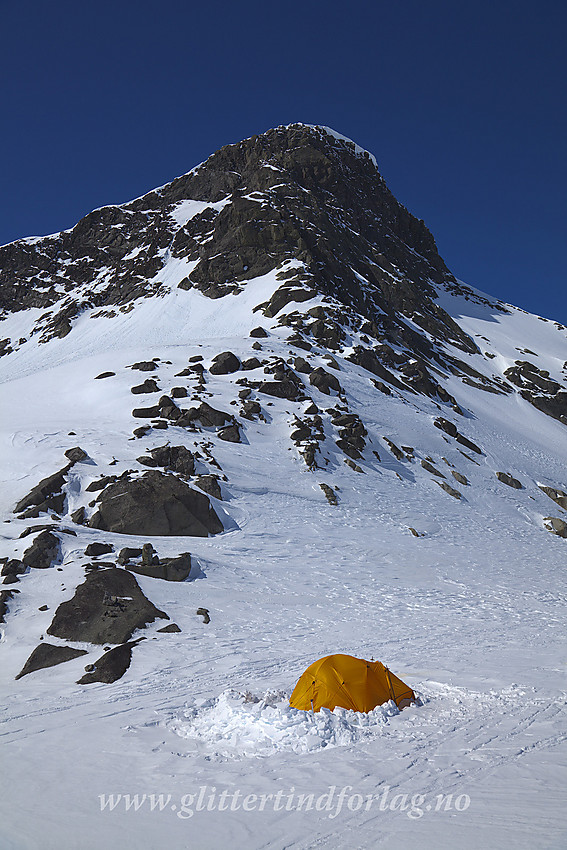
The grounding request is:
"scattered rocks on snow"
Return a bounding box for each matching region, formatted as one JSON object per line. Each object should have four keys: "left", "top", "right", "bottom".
{"left": 421, "top": 460, "right": 446, "bottom": 478}
{"left": 47, "top": 568, "right": 168, "bottom": 644}
{"left": 434, "top": 418, "right": 483, "bottom": 454}
{"left": 157, "top": 623, "right": 181, "bottom": 633}
{"left": 15, "top": 643, "right": 88, "bottom": 680}
{"left": 451, "top": 471, "right": 469, "bottom": 486}
{"left": 14, "top": 464, "right": 72, "bottom": 516}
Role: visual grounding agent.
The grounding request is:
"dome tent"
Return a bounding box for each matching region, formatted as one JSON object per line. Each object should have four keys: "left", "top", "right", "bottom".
{"left": 289, "top": 654, "right": 416, "bottom": 713}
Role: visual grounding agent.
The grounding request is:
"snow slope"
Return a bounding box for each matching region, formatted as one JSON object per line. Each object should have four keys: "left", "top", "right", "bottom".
{"left": 0, "top": 271, "right": 566, "bottom": 848}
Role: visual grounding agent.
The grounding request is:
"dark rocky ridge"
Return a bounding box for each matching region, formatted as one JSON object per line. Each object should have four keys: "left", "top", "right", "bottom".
{"left": 0, "top": 123, "right": 564, "bottom": 426}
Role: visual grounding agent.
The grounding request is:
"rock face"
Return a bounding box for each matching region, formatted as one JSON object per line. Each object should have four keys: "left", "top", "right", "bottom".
{"left": 16, "top": 644, "right": 88, "bottom": 679}
{"left": 47, "top": 568, "right": 169, "bottom": 644}
{"left": 88, "top": 470, "right": 224, "bottom": 536}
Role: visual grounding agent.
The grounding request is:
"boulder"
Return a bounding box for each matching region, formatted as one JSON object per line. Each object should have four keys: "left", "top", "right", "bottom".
{"left": 137, "top": 445, "right": 195, "bottom": 477}
{"left": 64, "top": 447, "right": 88, "bottom": 462}
{"left": 22, "top": 531, "right": 60, "bottom": 569}
{"left": 250, "top": 327, "right": 268, "bottom": 338}
{"left": 194, "top": 475, "right": 222, "bottom": 500}
{"left": 538, "top": 484, "right": 567, "bottom": 509}
{"left": 209, "top": 351, "right": 240, "bottom": 375}
{"left": 543, "top": 517, "right": 567, "bottom": 538}
{"left": 157, "top": 623, "right": 182, "bottom": 633}
{"left": 241, "top": 357, "right": 262, "bottom": 371}
{"left": 309, "top": 367, "right": 341, "bottom": 395}
{"left": 127, "top": 552, "right": 193, "bottom": 582}
{"left": 258, "top": 380, "right": 300, "bottom": 400}
{"left": 77, "top": 640, "right": 141, "bottom": 684}
{"left": 88, "top": 471, "right": 224, "bottom": 537}
{"left": 14, "top": 464, "right": 71, "bottom": 514}
{"left": 129, "top": 361, "right": 158, "bottom": 371}
{"left": 117, "top": 547, "right": 143, "bottom": 564}
{"left": 131, "top": 379, "right": 160, "bottom": 394}
{"left": 496, "top": 472, "right": 523, "bottom": 489}
{"left": 218, "top": 424, "right": 241, "bottom": 442}
{"left": 47, "top": 568, "right": 169, "bottom": 644}
{"left": 15, "top": 644, "right": 88, "bottom": 680}
{"left": 84, "top": 542, "right": 114, "bottom": 557}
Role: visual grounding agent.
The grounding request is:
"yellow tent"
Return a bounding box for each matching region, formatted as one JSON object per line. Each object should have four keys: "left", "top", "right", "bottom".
{"left": 289, "top": 654, "right": 416, "bottom": 713}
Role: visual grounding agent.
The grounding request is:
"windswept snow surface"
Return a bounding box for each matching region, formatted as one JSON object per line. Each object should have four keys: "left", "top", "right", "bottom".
{"left": 0, "top": 275, "right": 566, "bottom": 850}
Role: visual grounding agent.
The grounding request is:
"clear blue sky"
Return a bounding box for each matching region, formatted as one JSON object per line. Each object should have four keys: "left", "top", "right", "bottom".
{"left": 1, "top": 0, "right": 565, "bottom": 324}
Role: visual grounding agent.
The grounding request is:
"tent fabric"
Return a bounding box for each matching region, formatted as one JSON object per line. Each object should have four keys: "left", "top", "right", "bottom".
{"left": 289, "top": 653, "right": 415, "bottom": 713}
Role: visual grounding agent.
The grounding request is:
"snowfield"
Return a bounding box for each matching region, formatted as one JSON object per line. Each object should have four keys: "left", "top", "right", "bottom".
{"left": 0, "top": 261, "right": 566, "bottom": 850}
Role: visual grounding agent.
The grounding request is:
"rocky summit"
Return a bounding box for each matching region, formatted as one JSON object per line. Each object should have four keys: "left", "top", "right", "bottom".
{"left": 0, "top": 124, "right": 566, "bottom": 849}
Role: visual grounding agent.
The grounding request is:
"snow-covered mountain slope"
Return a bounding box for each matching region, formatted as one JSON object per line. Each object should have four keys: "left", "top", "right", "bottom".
{"left": 0, "top": 125, "right": 566, "bottom": 850}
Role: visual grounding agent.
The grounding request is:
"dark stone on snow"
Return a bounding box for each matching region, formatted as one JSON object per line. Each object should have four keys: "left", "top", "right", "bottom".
{"left": 71, "top": 507, "right": 86, "bottom": 525}
{"left": 293, "top": 356, "right": 312, "bottom": 374}
{"left": 117, "top": 547, "right": 143, "bottom": 564}
{"left": 88, "top": 470, "right": 224, "bottom": 537}
{"left": 77, "top": 640, "right": 141, "bottom": 684}
{"left": 262, "top": 286, "right": 315, "bottom": 318}
{"left": 538, "top": 485, "right": 567, "bottom": 509}
{"left": 258, "top": 379, "right": 300, "bottom": 399}
{"left": 137, "top": 445, "right": 195, "bottom": 477}
{"left": 496, "top": 472, "right": 523, "bottom": 489}
{"left": 170, "top": 386, "right": 188, "bottom": 398}
{"left": 209, "top": 351, "right": 241, "bottom": 375}
{"left": 130, "top": 361, "right": 158, "bottom": 371}
{"left": 319, "top": 483, "right": 338, "bottom": 505}
{"left": 1, "top": 559, "right": 25, "bottom": 578}
{"left": 132, "top": 405, "right": 162, "bottom": 418}
{"left": 47, "top": 568, "right": 168, "bottom": 644}
{"left": 421, "top": 460, "right": 446, "bottom": 478}
{"left": 196, "top": 607, "right": 210, "bottom": 624}
{"left": 241, "top": 400, "right": 261, "bottom": 419}
{"left": 437, "top": 481, "right": 462, "bottom": 499}
{"left": 133, "top": 426, "right": 151, "bottom": 438}
{"left": 157, "top": 622, "right": 182, "bottom": 633}
{"left": 194, "top": 475, "right": 222, "bottom": 500}
{"left": 94, "top": 372, "right": 115, "bottom": 380}
{"left": 0, "top": 588, "right": 18, "bottom": 623}
{"left": 131, "top": 379, "right": 160, "bottom": 394}
{"left": 22, "top": 531, "right": 60, "bottom": 570}
{"left": 85, "top": 542, "right": 114, "bottom": 557}
{"left": 64, "top": 447, "right": 88, "bottom": 462}
{"left": 85, "top": 475, "right": 117, "bottom": 492}
{"left": 15, "top": 643, "right": 88, "bottom": 679}
{"left": 451, "top": 471, "right": 469, "bottom": 486}
{"left": 250, "top": 327, "right": 268, "bottom": 337}
{"left": 14, "top": 464, "right": 71, "bottom": 513}
{"left": 127, "top": 552, "right": 192, "bottom": 582}
{"left": 241, "top": 357, "right": 261, "bottom": 370}
{"left": 218, "top": 424, "right": 241, "bottom": 442}
{"left": 309, "top": 367, "right": 341, "bottom": 395}
{"left": 543, "top": 517, "right": 567, "bottom": 538}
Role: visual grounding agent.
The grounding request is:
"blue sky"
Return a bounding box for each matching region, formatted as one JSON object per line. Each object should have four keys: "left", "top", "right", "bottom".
{"left": 1, "top": 0, "right": 565, "bottom": 323}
